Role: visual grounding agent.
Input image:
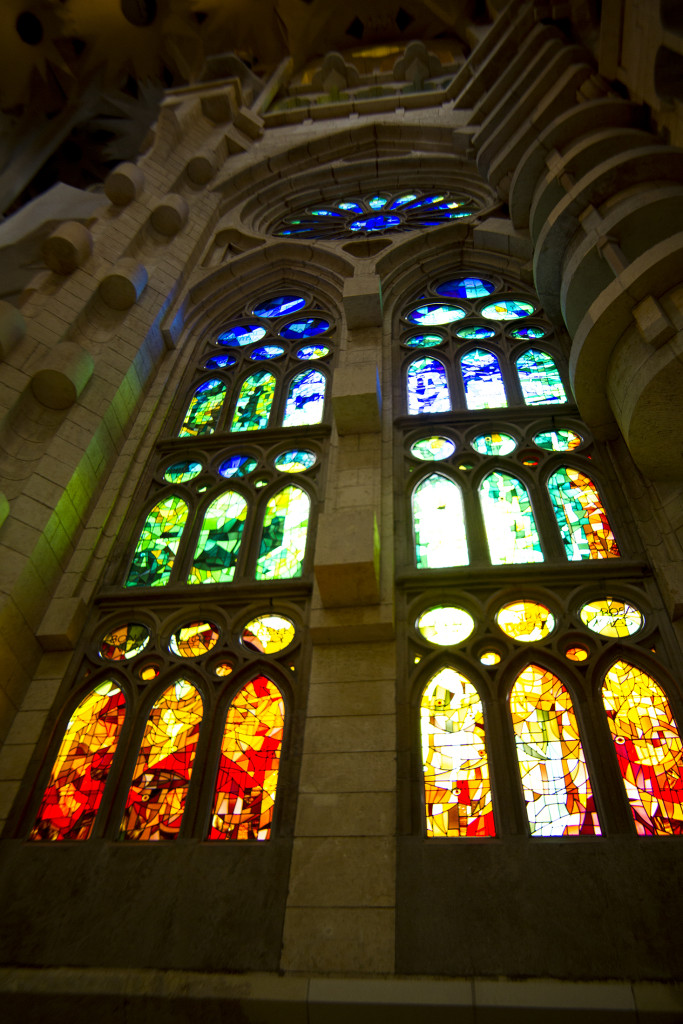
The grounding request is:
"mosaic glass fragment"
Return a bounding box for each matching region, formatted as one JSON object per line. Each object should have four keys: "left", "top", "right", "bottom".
{"left": 410, "top": 436, "right": 455, "bottom": 461}
{"left": 390, "top": 193, "right": 418, "bottom": 208}
{"left": 404, "top": 333, "right": 443, "bottom": 348}
{"left": 296, "top": 345, "right": 330, "bottom": 360}
{"left": 456, "top": 326, "right": 496, "bottom": 340}
{"left": 579, "top": 598, "right": 643, "bottom": 637}
{"left": 250, "top": 346, "right": 285, "bottom": 360}
{"left": 368, "top": 196, "right": 388, "bottom": 209}
{"left": 566, "top": 646, "right": 589, "bottom": 662}
{"left": 510, "top": 326, "right": 545, "bottom": 340}
{"left": 406, "top": 303, "right": 466, "bottom": 326}
{"left": 349, "top": 215, "right": 400, "bottom": 232}
{"left": 417, "top": 606, "right": 474, "bottom": 645}
{"left": 255, "top": 485, "right": 309, "bottom": 579}
{"left": 436, "top": 277, "right": 495, "bottom": 299}
{"left": 412, "top": 473, "right": 468, "bottom": 568}
{"left": 217, "top": 325, "right": 267, "bottom": 347}
{"left": 471, "top": 432, "right": 516, "bottom": 456}
{"left": 179, "top": 378, "right": 226, "bottom": 437}
{"left": 511, "top": 665, "right": 600, "bottom": 836}
{"left": 517, "top": 349, "right": 566, "bottom": 405}
{"left": 169, "top": 621, "right": 220, "bottom": 657}
{"left": 219, "top": 455, "right": 258, "bottom": 478}
{"left": 100, "top": 623, "right": 150, "bottom": 660}
{"left": 283, "top": 369, "right": 325, "bottom": 427}
{"left": 461, "top": 349, "right": 507, "bottom": 410}
{"left": 164, "top": 460, "right": 203, "bottom": 484}
{"left": 480, "top": 651, "right": 501, "bottom": 666}
{"left": 496, "top": 601, "right": 555, "bottom": 641}
{"left": 252, "top": 295, "right": 306, "bottom": 318}
{"left": 481, "top": 299, "right": 534, "bottom": 320}
{"left": 205, "top": 354, "right": 236, "bottom": 370}
{"left": 188, "top": 491, "right": 248, "bottom": 584}
{"left": 406, "top": 356, "right": 451, "bottom": 415}
{"left": 548, "top": 468, "right": 620, "bottom": 560}
{"left": 241, "top": 614, "right": 295, "bottom": 654}
{"left": 274, "top": 449, "right": 316, "bottom": 472}
{"left": 280, "top": 318, "right": 329, "bottom": 339}
{"left": 125, "top": 496, "right": 188, "bottom": 587}
{"left": 479, "top": 472, "right": 543, "bottom": 564}
{"left": 231, "top": 371, "right": 275, "bottom": 432}
{"left": 338, "top": 201, "right": 363, "bottom": 212}
{"left": 311, "top": 208, "right": 341, "bottom": 217}
{"left": 533, "top": 429, "right": 582, "bottom": 451}
{"left": 421, "top": 667, "right": 495, "bottom": 838}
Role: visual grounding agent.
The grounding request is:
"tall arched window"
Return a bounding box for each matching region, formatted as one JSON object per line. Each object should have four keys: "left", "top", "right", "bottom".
{"left": 479, "top": 471, "right": 543, "bottom": 564}
{"left": 516, "top": 350, "right": 566, "bottom": 405}
{"left": 179, "top": 378, "right": 228, "bottom": 437}
{"left": 461, "top": 349, "right": 507, "bottom": 409}
{"left": 283, "top": 369, "right": 326, "bottom": 426}
{"left": 188, "top": 491, "right": 249, "bottom": 584}
{"left": 406, "top": 355, "right": 451, "bottom": 414}
{"left": 231, "top": 371, "right": 276, "bottom": 432}
{"left": 256, "top": 485, "right": 310, "bottom": 580}
{"left": 412, "top": 473, "right": 468, "bottom": 568}
{"left": 547, "top": 468, "right": 619, "bottom": 560}
{"left": 125, "top": 496, "right": 188, "bottom": 588}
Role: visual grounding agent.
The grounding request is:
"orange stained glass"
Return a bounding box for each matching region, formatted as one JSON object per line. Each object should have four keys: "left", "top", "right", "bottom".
{"left": 209, "top": 677, "right": 284, "bottom": 840}
{"left": 120, "top": 680, "right": 203, "bottom": 840}
{"left": 30, "top": 681, "right": 126, "bottom": 841}
{"left": 602, "top": 661, "right": 683, "bottom": 835}
{"left": 421, "top": 667, "right": 495, "bottom": 838}
{"left": 510, "top": 665, "right": 600, "bottom": 836}
{"left": 547, "top": 468, "right": 620, "bottom": 560}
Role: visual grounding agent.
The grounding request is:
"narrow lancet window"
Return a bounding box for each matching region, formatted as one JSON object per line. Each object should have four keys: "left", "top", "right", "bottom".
{"left": 547, "top": 468, "right": 620, "bottom": 560}
{"left": 188, "top": 491, "right": 248, "bottom": 584}
{"left": 255, "top": 485, "right": 310, "bottom": 579}
{"left": 231, "top": 371, "right": 276, "bottom": 431}
{"left": 406, "top": 356, "right": 451, "bottom": 415}
{"left": 516, "top": 350, "right": 566, "bottom": 405}
{"left": 461, "top": 349, "right": 507, "bottom": 409}
{"left": 282, "top": 369, "right": 325, "bottom": 427}
{"left": 125, "top": 495, "right": 188, "bottom": 587}
{"left": 179, "top": 378, "right": 227, "bottom": 437}
{"left": 412, "top": 473, "right": 468, "bottom": 568}
{"left": 479, "top": 472, "right": 543, "bottom": 564}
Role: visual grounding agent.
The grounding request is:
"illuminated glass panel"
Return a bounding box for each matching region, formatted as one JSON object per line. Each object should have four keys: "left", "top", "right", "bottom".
{"left": 566, "top": 646, "right": 589, "bottom": 662}
{"left": 100, "top": 623, "right": 149, "bottom": 660}
{"left": 410, "top": 436, "right": 455, "bottom": 461}
{"left": 406, "top": 356, "right": 451, "bottom": 415}
{"left": 548, "top": 468, "right": 620, "bottom": 560}
{"left": 517, "top": 349, "right": 567, "bottom": 405}
{"left": 580, "top": 598, "right": 643, "bottom": 637}
{"left": 417, "top": 606, "right": 474, "bottom": 645}
{"left": 205, "top": 354, "right": 236, "bottom": 370}
{"left": 280, "top": 318, "right": 329, "bottom": 339}
{"left": 511, "top": 665, "right": 600, "bottom": 836}
{"left": 169, "top": 621, "right": 220, "bottom": 657}
{"left": 338, "top": 201, "right": 363, "bottom": 212}
{"left": 481, "top": 299, "right": 534, "bottom": 320}
{"left": 125, "top": 496, "right": 188, "bottom": 587}
{"left": 120, "top": 680, "right": 203, "bottom": 840}
{"left": 296, "top": 345, "right": 330, "bottom": 360}
{"left": 461, "top": 350, "right": 507, "bottom": 410}
{"left": 412, "top": 473, "right": 468, "bottom": 568}
{"left": 219, "top": 455, "right": 258, "bottom": 478}
{"left": 471, "top": 432, "right": 516, "bottom": 456}
{"left": 188, "top": 491, "right": 248, "bottom": 584}
{"left": 274, "top": 449, "right": 316, "bottom": 472}
{"left": 421, "top": 667, "right": 495, "bottom": 838}
{"left": 255, "top": 485, "right": 309, "bottom": 579}
{"left": 533, "top": 429, "right": 582, "bottom": 451}
{"left": 209, "top": 677, "right": 284, "bottom": 840}
{"left": 283, "top": 370, "right": 325, "bottom": 427}
{"left": 406, "top": 303, "right": 466, "bottom": 326}
{"left": 179, "top": 379, "right": 226, "bottom": 437}
{"left": 231, "top": 372, "right": 275, "bottom": 431}
{"left": 250, "top": 346, "right": 285, "bottom": 360}
{"left": 390, "top": 193, "right": 418, "bottom": 208}
{"left": 242, "top": 615, "right": 295, "bottom": 653}
{"left": 479, "top": 472, "right": 543, "bottom": 564}
{"left": 253, "top": 295, "right": 306, "bottom": 318}
{"left": 311, "top": 208, "right": 341, "bottom": 217}
{"left": 510, "top": 326, "right": 545, "bottom": 340}
{"left": 349, "top": 215, "right": 400, "bottom": 232}
{"left": 603, "top": 661, "right": 683, "bottom": 835}
{"left": 30, "top": 682, "right": 126, "bottom": 841}
{"left": 404, "top": 333, "right": 443, "bottom": 348}
{"left": 456, "top": 326, "right": 495, "bottom": 340}
{"left": 164, "top": 460, "right": 203, "bottom": 483}
{"left": 368, "top": 196, "right": 388, "bottom": 209}
{"left": 436, "top": 277, "right": 495, "bottom": 299}
{"left": 218, "top": 325, "right": 267, "bottom": 347}
{"left": 496, "top": 600, "right": 555, "bottom": 641}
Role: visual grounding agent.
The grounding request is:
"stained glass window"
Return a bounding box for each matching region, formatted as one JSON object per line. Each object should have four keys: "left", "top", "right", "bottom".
{"left": 479, "top": 472, "right": 543, "bottom": 564}
{"left": 253, "top": 295, "right": 306, "bottom": 318}
{"left": 179, "top": 379, "right": 227, "bottom": 437}
{"left": 406, "top": 303, "right": 465, "bottom": 326}
{"left": 231, "top": 371, "right": 275, "bottom": 432}
{"left": 125, "top": 495, "right": 188, "bottom": 587}
{"left": 30, "top": 682, "right": 126, "bottom": 841}
{"left": 219, "top": 455, "right": 258, "bottom": 478}
{"left": 250, "top": 346, "right": 285, "bottom": 361}
{"left": 603, "top": 661, "right": 683, "bottom": 835}
{"left": 164, "top": 461, "right": 203, "bottom": 483}
{"left": 188, "top": 491, "right": 248, "bottom": 584}
{"left": 410, "top": 436, "right": 455, "bottom": 461}
{"left": 297, "top": 345, "right": 330, "bottom": 360}
{"left": 533, "top": 429, "right": 581, "bottom": 451}
{"left": 470, "top": 432, "right": 516, "bottom": 456}
{"left": 218, "top": 325, "right": 266, "bottom": 347}
{"left": 169, "top": 621, "right": 220, "bottom": 657}
{"left": 276, "top": 190, "right": 477, "bottom": 238}
{"left": 404, "top": 333, "right": 443, "bottom": 348}
{"left": 461, "top": 350, "right": 507, "bottom": 409}
{"left": 406, "top": 356, "right": 451, "bottom": 414}
{"left": 280, "top": 318, "right": 329, "bottom": 339}
{"left": 421, "top": 667, "right": 495, "bottom": 838}
{"left": 274, "top": 450, "right": 316, "bottom": 473}
{"left": 412, "top": 473, "right": 468, "bottom": 568}
{"left": 100, "top": 623, "right": 150, "bottom": 660}
{"left": 580, "top": 598, "right": 643, "bottom": 637}
{"left": 417, "top": 606, "right": 474, "bottom": 645}
{"left": 481, "top": 299, "right": 534, "bottom": 320}
{"left": 516, "top": 350, "right": 566, "bottom": 405}
{"left": 209, "top": 677, "right": 284, "bottom": 840}
{"left": 255, "top": 485, "right": 310, "bottom": 579}
{"left": 282, "top": 370, "right": 326, "bottom": 427}
{"left": 547, "top": 468, "right": 620, "bottom": 560}
{"left": 242, "top": 615, "right": 296, "bottom": 653}
{"left": 436, "top": 277, "right": 495, "bottom": 299}
{"left": 510, "top": 665, "right": 600, "bottom": 836}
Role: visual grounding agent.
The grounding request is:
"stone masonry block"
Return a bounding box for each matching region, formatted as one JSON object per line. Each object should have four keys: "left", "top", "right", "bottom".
{"left": 31, "top": 342, "right": 94, "bottom": 409}
{"left": 234, "top": 106, "right": 265, "bottom": 139}
{"left": 343, "top": 274, "right": 383, "bottom": 328}
{"left": 315, "top": 508, "right": 379, "bottom": 607}
{"left": 104, "top": 162, "right": 145, "bottom": 206}
{"left": 332, "top": 364, "right": 381, "bottom": 434}
{"left": 633, "top": 295, "right": 675, "bottom": 349}
{"left": 41, "top": 221, "right": 93, "bottom": 275}
{"left": 36, "top": 597, "right": 88, "bottom": 651}
{"left": 0, "top": 301, "right": 26, "bottom": 360}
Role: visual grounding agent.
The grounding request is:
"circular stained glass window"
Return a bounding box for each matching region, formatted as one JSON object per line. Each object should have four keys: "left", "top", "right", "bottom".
{"left": 471, "top": 432, "right": 517, "bottom": 456}
{"left": 406, "top": 303, "right": 466, "bottom": 326}
{"left": 480, "top": 650, "right": 501, "bottom": 666}
{"left": 579, "top": 598, "right": 643, "bottom": 637}
{"left": 417, "top": 606, "right": 475, "bottom": 645}
{"left": 250, "top": 346, "right": 285, "bottom": 360}
{"left": 253, "top": 295, "right": 306, "bottom": 318}
{"left": 338, "top": 201, "right": 363, "bottom": 213}
{"left": 368, "top": 196, "right": 388, "bottom": 209}
{"left": 217, "top": 324, "right": 267, "bottom": 346}
{"left": 219, "top": 455, "right": 257, "bottom": 478}
{"left": 205, "top": 354, "right": 236, "bottom": 370}
{"left": 436, "top": 277, "right": 495, "bottom": 300}
{"left": 214, "top": 661, "right": 234, "bottom": 677}
{"left": 349, "top": 215, "right": 401, "bottom": 232}
{"left": 274, "top": 449, "right": 316, "bottom": 472}
{"left": 170, "top": 621, "right": 220, "bottom": 657}
{"left": 410, "top": 436, "right": 456, "bottom": 461}
{"left": 404, "top": 333, "right": 443, "bottom": 348}
{"left": 242, "top": 614, "right": 295, "bottom": 654}
{"left": 496, "top": 601, "right": 555, "bottom": 642}
{"left": 138, "top": 663, "right": 160, "bottom": 680}
{"left": 456, "top": 326, "right": 496, "bottom": 340}
{"left": 164, "top": 460, "right": 203, "bottom": 483}
{"left": 509, "top": 325, "right": 546, "bottom": 339}
{"left": 100, "top": 623, "right": 149, "bottom": 660}
{"left": 296, "top": 345, "right": 330, "bottom": 360}
{"left": 390, "top": 193, "right": 418, "bottom": 208}
{"left": 280, "top": 318, "right": 329, "bottom": 340}
{"left": 566, "top": 645, "right": 589, "bottom": 662}
{"left": 481, "top": 299, "right": 535, "bottom": 321}
{"left": 533, "top": 429, "right": 582, "bottom": 452}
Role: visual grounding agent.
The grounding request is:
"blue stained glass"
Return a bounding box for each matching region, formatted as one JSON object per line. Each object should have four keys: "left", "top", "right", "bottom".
{"left": 205, "top": 354, "right": 236, "bottom": 369}
{"left": 436, "top": 277, "right": 495, "bottom": 300}
{"left": 218, "top": 325, "right": 267, "bottom": 346}
{"left": 253, "top": 296, "right": 306, "bottom": 318}
{"left": 283, "top": 370, "right": 326, "bottom": 427}
{"left": 510, "top": 326, "right": 546, "bottom": 339}
{"left": 406, "top": 303, "right": 466, "bottom": 326}
{"left": 481, "top": 299, "right": 534, "bottom": 320}
{"left": 456, "top": 327, "right": 496, "bottom": 340}
{"left": 517, "top": 349, "right": 567, "bottom": 405}
{"left": 407, "top": 194, "right": 445, "bottom": 208}
{"left": 461, "top": 350, "right": 507, "bottom": 409}
{"left": 280, "top": 318, "right": 330, "bottom": 339}
{"left": 390, "top": 193, "right": 418, "bottom": 209}
{"left": 349, "top": 215, "right": 401, "bottom": 232}
{"left": 338, "top": 201, "right": 363, "bottom": 212}
{"left": 311, "top": 209, "right": 342, "bottom": 217}
{"left": 296, "top": 345, "right": 330, "bottom": 360}
{"left": 368, "top": 196, "right": 388, "bottom": 209}
{"left": 407, "top": 356, "right": 451, "bottom": 415}
{"left": 404, "top": 334, "right": 443, "bottom": 348}
{"left": 250, "top": 346, "right": 285, "bottom": 360}
{"left": 219, "top": 455, "right": 258, "bottom": 478}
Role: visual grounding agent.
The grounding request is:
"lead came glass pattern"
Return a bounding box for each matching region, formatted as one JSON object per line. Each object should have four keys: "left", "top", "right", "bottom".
{"left": 255, "top": 485, "right": 310, "bottom": 579}
{"left": 407, "top": 356, "right": 451, "bottom": 414}
{"left": 412, "top": 473, "right": 468, "bottom": 568}
{"left": 282, "top": 370, "right": 325, "bottom": 427}
{"left": 125, "top": 496, "right": 188, "bottom": 588}
{"left": 231, "top": 372, "right": 276, "bottom": 432}
{"left": 461, "top": 350, "right": 507, "bottom": 409}
{"left": 511, "top": 665, "right": 600, "bottom": 836}
{"left": 516, "top": 350, "right": 567, "bottom": 405}
{"left": 188, "top": 491, "right": 248, "bottom": 584}
{"left": 479, "top": 472, "right": 543, "bottom": 564}
{"left": 547, "top": 468, "right": 620, "bottom": 560}
{"left": 421, "top": 667, "right": 495, "bottom": 838}
{"left": 179, "top": 379, "right": 227, "bottom": 437}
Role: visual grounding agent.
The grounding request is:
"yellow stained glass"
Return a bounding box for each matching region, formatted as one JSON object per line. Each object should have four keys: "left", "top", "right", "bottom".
{"left": 169, "top": 621, "right": 220, "bottom": 658}
{"left": 241, "top": 615, "right": 296, "bottom": 654}
{"left": 496, "top": 601, "right": 555, "bottom": 642}
{"left": 417, "top": 606, "right": 474, "bottom": 645}
{"left": 579, "top": 598, "right": 642, "bottom": 637}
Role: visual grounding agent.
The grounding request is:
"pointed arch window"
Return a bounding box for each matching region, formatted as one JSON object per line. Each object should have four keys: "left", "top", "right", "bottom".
{"left": 412, "top": 473, "right": 468, "bottom": 568}
{"left": 231, "top": 371, "right": 276, "bottom": 432}
{"left": 407, "top": 355, "right": 451, "bottom": 414}
{"left": 461, "top": 349, "right": 507, "bottom": 409}
{"left": 209, "top": 676, "right": 285, "bottom": 840}
{"left": 510, "top": 665, "right": 600, "bottom": 836}
{"left": 179, "top": 378, "right": 228, "bottom": 437}
{"left": 547, "top": 468, "right": 620, "bottom": 560}
{"left": 282, "top": 369, "right": 326, "bottom": 427}
{"left": 421, "top": 667, "right": 495, "bottom": 837}
{"left": 479, "top": 472, "right": 543, "bottom": 564}
{"left": 516, "top": 349, "right": 566, "bottom": 405}
{"left": 255, "top": 485, "right": 310, "bottom": 579}
{"left": 125, "top": 495, "right": 188, "bottom": 588}
{"left": 187, "top": 490, "right": 249, "bottom": 584}
{"left": 602, "top": 661, "right": 683, "bottom": 835}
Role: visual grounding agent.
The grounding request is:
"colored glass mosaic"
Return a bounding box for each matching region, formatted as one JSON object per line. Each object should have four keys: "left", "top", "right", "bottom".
{"left": 125, "top": 496, "right": 188, "bottom": 588}
{"left": 311, "top": 208, "right": 342, "bottom": 217}
{"left": 255, "top": 485, "right": 310, "bottom": 579}
{"left": 164, "top": 460, "right": 203, "bottom": 483}
{"left": 350, "top": 214, "right": 401, "bottom": 232}
{"left": 280, "top": 318, "right": 329, "bottom": 339}
{"left": 241, "top": 614, "right": 295, "bottom": 654}
{"left": 179, "top": 378, "right": 226, "bottom": 437}
{"left": 510, "top": 326, "right": 545, "bottom": 339}
{"left": 219, "top": 455, "right": 258, "bottom": 478}
{"left": 406, "top": 303, "right": 466, "bottom": 326}
{"left": 511, "top": 665, "right": 600, "bottom": 836}
{"left": 368, "top": 196, "right": 388, "bottom": 209}
{"left": 250, "top": 346, "right": 285, "bottom": 360}
{"left": 276, "top": 191, "right": 477, "bottom": 238}
{"left": 274, "top": 449, "right": 316, "bottom": 472}
{"left": 209, "top": 677, "right": 284, "bottom": 841}
{"left": 481, "top": 299, "right": 534, "bottom": 320}
{"left": 471, "top": 432, "right": 516, "bottom": 456}
{"left": 517, "top": 349, "right": 567, "bottom": 405}
{"left": 169, "top": 621, "right": 220, "bottom": 657}
{"left": 603, "top": 661, "right": 683, "bottom": 835}
{"left": 533, "top": 429, "right": 582, "bottom": 451}
{"left": 480, "top": 651, "right": 501, "bottom": 666}
{"left": 421, "top": 667, "right": 495, "bottom": 838}
{"left": 120, "top": 680, "right": 203, "bottom": 841}
{"left": 338, "top": 201, "right": 363, "bottom": 212}
{"left": 456, "top": 326, "right": 496, "bottom": 340}
{"left": 566, "top": 646, "right": 589, "bottom": 662}
{"left": 390, "top": 193, "right": 418, "bottom": 208}
{"left": 188, "top": 491, "right": 248, "bottom": 584}
{"left": 436, "top": 277, "right": 495, "bottom": 299}
{"left": 100, "top": 623, "right": 150, "bottom": 660}
{"left": 215, "top": 662, "right": 234, "bottom": 677}
{"left": 548, "top": 468, "right": 620, "bottom": 560}
{"left": 217, "top": 325, "right": 267, "bottom": 347}
{"left": 406, "top": 356, "right": 451, "bottom": 415}
{"left": 496, "top": 600, "right": 555, "bottom": 642}
{"left": 417, "top": 606, "right": 474, "bottom": 645}
{"left": 205, "top": 354, "right": 236, "bottom": 370}
{"left": 412, "top": 473, "right": 468, "bottom": 568}
{"left": 410, "top": 436, "right": 456, "bottom": 461}
{"left": 404, "top": 333, "right": 443, "bottom": 348}
{"left": 139, "top": 665, "right": 160, "bottom": 680}
{"left": 579, "top": 598, "right": 643, "bottom": 637}
{"left": 231, "top": 372, "right": 275, "bottom": 431}
{"left": 252, "top": 295, "right": 306, "bottom": 318}
{"left": 479, "top": 472, "right": 543, "bottom": 564}
{"left": 296, "top": 345, "right": 330, "bottom": 360}
{"left": 283, "top": 370, "right": 325, "bottom": 427}
{"left": 30, "top": 682, "right": 126, "bottom": 841}
{"left": 461, "top": 349, "right": 507, "bottom": 410}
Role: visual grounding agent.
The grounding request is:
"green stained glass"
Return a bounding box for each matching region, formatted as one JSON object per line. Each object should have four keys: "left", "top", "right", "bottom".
{"left": 274, "top": 449, "right": 316, "bottom": 472}
{"left": 456, "top": 326, "right": 496, "bottom": 340}
{"left": 547, "top": 468, "right": 620, "bottom": 560}
{"left": 481, "top": 299, "right": 534, "bottom": 320}
{"left": 471, "top": 432, "right": 516, "bottom": 456}
{"left": 533, "top": 429, "right": 582, "bottom": 451}
{"left": 231, "top": 372, "right": 275, "bottom": 432}
{"left": 164, "top": 461, "right": 203, "bottom": 483}
{"left": 255, "top": 485, "right": 310, "bottom": 579}
{"left": 404, "top": 334, "right": 443, "bottom": 348}
{"left": 283, "top": 370, "right": 325, "bottom": 427}
{"left": 179, "top": 379, "right": 227, "bottom": 437}
{"left": 188, "top": 491, "right": 248, "bottom": 584}
{"left": 479, "top": 471, "right": 543, "bottom": 564}
{"left": 516, "top": 349, "right": 566, "bottom": 405}
{"left": 125, "top": 496, "right": 188, "bottom": 587}
{"left": 410, "top": 436, "right": 456, "bottom": 461}
{"left": 412, "top": 473, "right": 468, "bottom": 568}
